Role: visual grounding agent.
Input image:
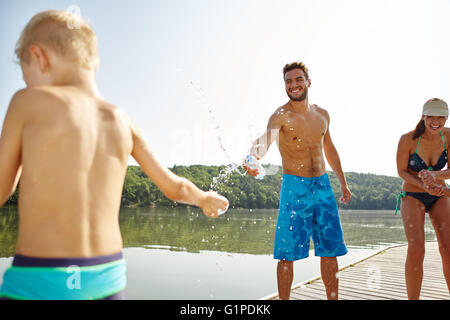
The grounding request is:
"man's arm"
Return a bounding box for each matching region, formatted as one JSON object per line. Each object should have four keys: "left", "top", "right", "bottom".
{"left": 0, "top": 90, "right": 25, "bottom": 207}
{"left": 322, "top": 111, "right": 351, "bottom": 203}
{"left": 128, "top": 118, "right": 228, "bottom": 217}
{"left": 249, "top": 112, "right": 282, "bottom": 159}
{"left": 245, "top": 111, "right": 282, "bottom": 176}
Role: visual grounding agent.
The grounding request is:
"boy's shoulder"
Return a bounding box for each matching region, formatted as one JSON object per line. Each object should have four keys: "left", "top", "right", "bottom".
{"left": 10, "top": 86, "right": 65, "bottom": 109}
{"left": 10, "top": 86, "right": 116, "bottom": 112}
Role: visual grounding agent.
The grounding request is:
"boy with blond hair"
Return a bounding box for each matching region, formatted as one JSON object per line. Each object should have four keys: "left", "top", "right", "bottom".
{"left": 0, "top": 10, "right": 228, "bottom": 300}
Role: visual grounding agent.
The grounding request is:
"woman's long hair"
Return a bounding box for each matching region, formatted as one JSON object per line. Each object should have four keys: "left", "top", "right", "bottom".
{"left": 413, "top": 119, "right": 425, "bottom": 140}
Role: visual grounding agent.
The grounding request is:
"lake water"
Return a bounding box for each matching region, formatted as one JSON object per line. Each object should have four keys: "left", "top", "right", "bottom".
{"left": 0, "top": 206, "right": 437, "bottom": 299}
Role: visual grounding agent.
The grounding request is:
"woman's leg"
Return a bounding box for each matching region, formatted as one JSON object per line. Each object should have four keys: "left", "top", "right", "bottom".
{"left": 429, "top": 197, "right": 450, "bottom": 292}
{"left": 401, "top": 196, "right": 426, "bottom": 300}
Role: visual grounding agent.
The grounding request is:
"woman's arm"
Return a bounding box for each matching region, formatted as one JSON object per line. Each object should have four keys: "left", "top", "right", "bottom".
{"left": 417, "top": 129, "right": 450, "bottom": 192}
{"left": 396, "top": 134, "right": 427, "bottom": 190}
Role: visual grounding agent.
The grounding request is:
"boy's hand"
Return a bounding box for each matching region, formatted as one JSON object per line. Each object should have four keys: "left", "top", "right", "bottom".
{"left": 200, "top": 191, "right": 229, "bottom": 218}
{"left": 340, "top": 185, "right": 351, "bottom": 204}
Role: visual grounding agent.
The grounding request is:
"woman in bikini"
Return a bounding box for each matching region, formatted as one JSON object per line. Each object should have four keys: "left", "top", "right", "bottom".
{"left": 396, "top": 98, "right": 450, "bottom": 299}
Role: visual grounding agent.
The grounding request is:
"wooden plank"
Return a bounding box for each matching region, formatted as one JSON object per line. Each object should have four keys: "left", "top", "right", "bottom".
{"left": 264, "top": 241, "right": 450, "bottom": 300}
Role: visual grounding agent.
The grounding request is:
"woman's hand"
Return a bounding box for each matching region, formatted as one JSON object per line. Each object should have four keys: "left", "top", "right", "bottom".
{"left": 424, "top": 183, "right": 445, "bottom": 197}
{"left": 419, "top": 170, "right": 445, "bottom": 196}
{"left": 418, "top": 169, "right": 437, "bottom": 187}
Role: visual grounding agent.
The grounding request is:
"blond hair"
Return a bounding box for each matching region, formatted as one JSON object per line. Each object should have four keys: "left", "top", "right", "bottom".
{"left": 15, "top": 10, "right": 99, "bottom": 71}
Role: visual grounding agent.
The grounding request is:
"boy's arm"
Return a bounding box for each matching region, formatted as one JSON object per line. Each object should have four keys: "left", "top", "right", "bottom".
{"left": 128, "top": 119, "right": 228, "bottom": 217}
{"left": 0, "top": 91, "right": 25, "bottom": 207}
{"left": 322, "top": 112, "right": 351, "bottom": 204}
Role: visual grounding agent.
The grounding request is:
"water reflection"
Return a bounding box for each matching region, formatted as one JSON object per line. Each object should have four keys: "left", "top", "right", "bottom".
{"left": 340, "top": 210, "right": 435, "bottom": 249}
{"left": 0, "top": 206, "right": 436, "bottom": 258}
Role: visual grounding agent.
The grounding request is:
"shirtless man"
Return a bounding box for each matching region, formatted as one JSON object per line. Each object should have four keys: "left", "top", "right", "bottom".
{"left": 244, "top": 62, "right": 351, "bottom": 300}
{"left": 0, "top": 10, "right": 228, "bottom": 300}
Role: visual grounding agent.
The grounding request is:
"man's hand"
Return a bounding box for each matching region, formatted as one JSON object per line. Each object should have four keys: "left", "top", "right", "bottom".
{"left": 200, "top": 191, "right": 229, "bottom": 218}
{"left": 340, "top": 185, "right": 351, "bottom": 204}
{"left": 242, "top": 157, "right": 260, "bottom": 177}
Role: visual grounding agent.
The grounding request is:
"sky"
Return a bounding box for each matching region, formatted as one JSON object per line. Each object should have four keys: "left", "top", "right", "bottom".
{"left": 1, "top": 0, "right": 450, "bottom": 177}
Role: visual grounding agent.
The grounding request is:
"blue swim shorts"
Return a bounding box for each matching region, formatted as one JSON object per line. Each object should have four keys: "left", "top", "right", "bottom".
{"left": 274, "top": 173, "right": 348, "bottom": 261}
{"left": 0, "top": 252, "right": 126, "bottom": 300}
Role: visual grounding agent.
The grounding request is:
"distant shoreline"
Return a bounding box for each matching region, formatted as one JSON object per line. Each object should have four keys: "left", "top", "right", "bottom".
{"left": 3, "top": 165, "right": 403, "bottom": 210}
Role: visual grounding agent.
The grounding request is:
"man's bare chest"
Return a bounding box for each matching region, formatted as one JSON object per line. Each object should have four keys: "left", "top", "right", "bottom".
{"left": 280, "top": 113, "right": 327, "bottom": 143}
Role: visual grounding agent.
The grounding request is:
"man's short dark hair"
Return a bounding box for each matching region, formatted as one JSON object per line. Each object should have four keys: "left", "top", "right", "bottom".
{"left": 283, "top": 61, "right": 309, "bottom": 80}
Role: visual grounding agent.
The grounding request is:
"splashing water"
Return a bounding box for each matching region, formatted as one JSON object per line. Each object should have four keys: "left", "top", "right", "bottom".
{"left": 188, "top": 80, "right": 248, "bottom": 191}
{"left": 187, "top": 79, "right": 280, "bottom": 201}
{"left": 210, "top": 162, "right": 247, "bottom": 191}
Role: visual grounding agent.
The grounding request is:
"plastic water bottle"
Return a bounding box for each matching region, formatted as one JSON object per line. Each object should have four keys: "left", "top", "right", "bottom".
{"left": 245, "top": 155, "right": 265, "bottom": 180}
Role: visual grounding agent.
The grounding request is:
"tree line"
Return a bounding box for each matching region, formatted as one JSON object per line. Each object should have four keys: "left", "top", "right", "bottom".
{"left": 4, "top": 164, "right": 403, "bottom": 210}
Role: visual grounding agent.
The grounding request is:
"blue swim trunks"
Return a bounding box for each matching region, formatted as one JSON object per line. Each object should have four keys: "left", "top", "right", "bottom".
{"left": 0, "top": 252, "right": 126, "bottom": 300}
{"left": 274, "top": 173, "right": 348, "bottom": 261}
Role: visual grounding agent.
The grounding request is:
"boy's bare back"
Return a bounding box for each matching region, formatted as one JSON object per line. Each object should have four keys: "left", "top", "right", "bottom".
{"left": 0, "top": 10, "right": 228, "bottom": 301}
{"left": 11, "top": 86, "right": 132, "bottom": 257}
{"left": 0, "top": 10, "right": 228, "bottom": 261}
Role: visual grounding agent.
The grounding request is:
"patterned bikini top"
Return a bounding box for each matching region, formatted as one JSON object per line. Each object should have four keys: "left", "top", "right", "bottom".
{"left": 408, "top": 132, "right": 447, "bottom": 172}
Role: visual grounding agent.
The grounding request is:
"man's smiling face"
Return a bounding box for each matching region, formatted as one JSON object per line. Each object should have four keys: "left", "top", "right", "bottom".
{"left": 284, "top": 68, "right": 311, "bottom": 102}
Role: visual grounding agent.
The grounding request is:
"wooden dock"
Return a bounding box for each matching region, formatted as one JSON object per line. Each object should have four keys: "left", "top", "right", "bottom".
{"left": 262, "top": 241, "right": 450, "bottom": 300}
